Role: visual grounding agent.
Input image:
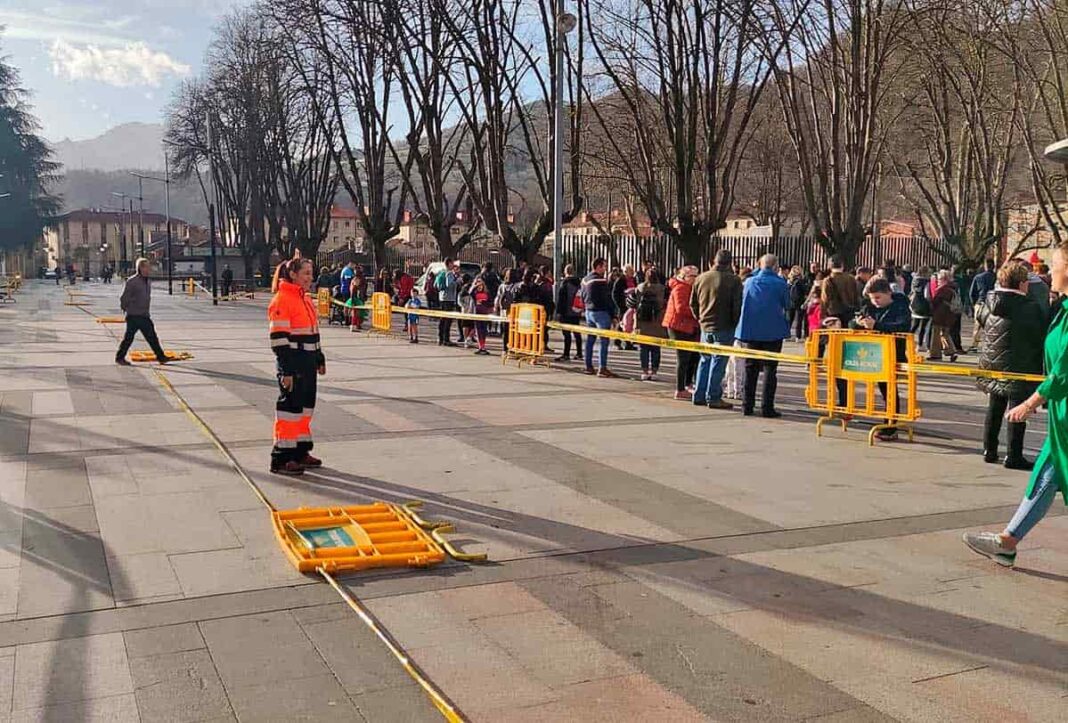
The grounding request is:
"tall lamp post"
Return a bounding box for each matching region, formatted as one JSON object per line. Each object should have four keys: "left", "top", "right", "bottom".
{"left": 553, "top": 9, "right": 577, "bottom": 295}
{"left": 110, "top": 192, "right": 130, "bottom": 274}
{"left": 132, "top": 161, "right": 173, "bottom": 294}
{"left": 127, "top": 174, "right": 146, "bottom": 258}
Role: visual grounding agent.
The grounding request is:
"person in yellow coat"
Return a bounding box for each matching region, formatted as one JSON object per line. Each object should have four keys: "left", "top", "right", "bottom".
{"left": 267, "top": 254, "right": 326, "bottom": 476}
{"left": 964, "top": 244, "right": 1068, "bottom": 566}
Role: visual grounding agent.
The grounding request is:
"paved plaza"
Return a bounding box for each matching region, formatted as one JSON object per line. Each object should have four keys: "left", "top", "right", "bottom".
{"left": 0, "top": 280, "right": 1064, "bottom": 721}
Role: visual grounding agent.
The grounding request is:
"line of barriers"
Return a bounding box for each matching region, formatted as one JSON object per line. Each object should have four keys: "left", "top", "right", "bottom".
{"left": 317, "top": 290, "right": 1045, "bottom": 445}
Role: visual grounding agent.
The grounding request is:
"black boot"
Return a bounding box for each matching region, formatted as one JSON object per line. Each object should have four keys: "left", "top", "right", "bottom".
{"left": 1003, "top": 420, "right": 1032, "bottom": 470}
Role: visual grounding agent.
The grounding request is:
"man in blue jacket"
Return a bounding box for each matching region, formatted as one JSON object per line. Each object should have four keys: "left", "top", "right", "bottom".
{"left": 735, "top": 254, "right": 790, "bottom": 417}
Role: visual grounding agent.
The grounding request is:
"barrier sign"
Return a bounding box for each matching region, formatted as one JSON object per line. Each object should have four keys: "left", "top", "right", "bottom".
{"left": 371, "top": 292, "right": 392, "bottom": 333}
{"left": 504, "top": 303, "right": 545, "bottom": 366}
{"left": 839, "top": 337, "right": 893, "bottom": 381}
{"left": 316, "top": 288, "right": 331, "bottom": 318}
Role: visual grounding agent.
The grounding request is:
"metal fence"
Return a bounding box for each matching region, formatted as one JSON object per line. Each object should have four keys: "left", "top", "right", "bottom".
{"left": 557, "top": 233, "right": 954, "bottom": 274}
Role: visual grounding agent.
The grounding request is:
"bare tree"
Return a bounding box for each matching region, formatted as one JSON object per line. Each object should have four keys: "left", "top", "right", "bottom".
{"left": 1006, "top": 0, "right": 1068, "bottom": 253}
{"left": 770, "top": 0, "right": 911, "bottom": 267}
{"left": 734, "top": 94, "right": 804, "bottom": 240}
{"left": 442, "top": 0, "right": 586, "bottom": 263}
{"left": 890, "top": 0, "right": 1021, "bottom": 269}
{"left": 580, "top": 0, "right": 793, "bottom": 265}
{"left": 272, "top": 0, "right": 411, "bottom": 270}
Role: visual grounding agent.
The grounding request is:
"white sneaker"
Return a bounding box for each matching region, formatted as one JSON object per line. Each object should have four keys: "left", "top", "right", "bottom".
{"left": 639, "top": 373, "right": 651, "bottom": 381}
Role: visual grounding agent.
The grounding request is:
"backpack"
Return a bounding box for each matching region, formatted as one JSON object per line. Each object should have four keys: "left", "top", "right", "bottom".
{"left": 909, "top": 285, "right": 931, "bottom": 317}
{"left": 948, "top": 289, "right": 963, "bottom": 315}
{"left": 434, "top": 269, "right": 449, "bottom": 291}
{"left": 571, "top": 290, "right": 585, "bottom": 315}
{"left": 635, "top": 289, "right": 658, "bottom": 322}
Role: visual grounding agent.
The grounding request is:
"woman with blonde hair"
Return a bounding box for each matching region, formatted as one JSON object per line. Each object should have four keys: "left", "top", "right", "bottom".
{"left": 268, "top": 253, "right": 326, "bottom": 476}
{"left": 663, "top": 265, "right": 700, "bottom": 399}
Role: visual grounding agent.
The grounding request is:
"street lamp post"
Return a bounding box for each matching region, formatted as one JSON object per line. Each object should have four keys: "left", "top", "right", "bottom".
{"left": 131, "top": 162, "right": 173, "bottom": 294}
{"left": 128, "top": 173, "right": 146, "bottom": 259}
{"left": 110, "top": 192, "right": 130, "bottom": 274}
{"left": 553, "top": 9, "right": 577, "bottom": 295}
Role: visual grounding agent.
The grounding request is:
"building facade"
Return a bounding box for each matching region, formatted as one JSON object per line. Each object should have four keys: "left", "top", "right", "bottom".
{"left": 44, "top": 209, "right": 194, "bottom": 276}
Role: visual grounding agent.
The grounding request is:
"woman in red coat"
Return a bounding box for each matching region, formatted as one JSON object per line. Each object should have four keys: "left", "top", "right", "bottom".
{"left": 662, "top": 265, "right": 700, "bottom": 400}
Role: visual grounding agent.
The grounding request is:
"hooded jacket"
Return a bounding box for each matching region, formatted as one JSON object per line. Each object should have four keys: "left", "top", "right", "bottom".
{"left": 976, "top": 289, "right": 1046, "bottom": 397}
{"left": 662, "top": 277, "right": 699, "bottom": 335}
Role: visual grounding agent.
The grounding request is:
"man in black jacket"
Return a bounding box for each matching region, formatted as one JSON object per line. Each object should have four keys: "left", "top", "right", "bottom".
{"left": 975, "top": 263, "right": 1047, "bottom": 469}
{"left": 554, "top": 264, "right": 583, "bottom": 362}
{"left": 581, "top": 258, "right": 616, "bottom": 377}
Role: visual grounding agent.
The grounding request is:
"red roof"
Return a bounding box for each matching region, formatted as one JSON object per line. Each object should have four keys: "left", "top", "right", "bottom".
{"left": 330, "top": 206, "right": 359, "bottom": 219}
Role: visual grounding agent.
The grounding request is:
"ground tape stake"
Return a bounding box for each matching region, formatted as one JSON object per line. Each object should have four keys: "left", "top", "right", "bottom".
{"left": 319, "top": 569, "right": 466, "bottom": 723}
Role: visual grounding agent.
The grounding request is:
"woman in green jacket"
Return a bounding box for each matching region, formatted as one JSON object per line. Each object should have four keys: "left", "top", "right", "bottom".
{"left": 964, "top": 244, "right": 1068, "bottom": 567}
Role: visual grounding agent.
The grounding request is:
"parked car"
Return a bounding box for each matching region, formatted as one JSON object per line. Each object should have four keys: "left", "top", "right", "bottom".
{"left": 412, "top": 261, "right": 482, "bottom": 302}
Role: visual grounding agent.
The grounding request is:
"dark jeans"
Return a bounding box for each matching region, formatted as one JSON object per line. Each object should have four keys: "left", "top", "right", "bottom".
{"left": 639, "top": 344, "right": 661, "bottom": 372}
{"left": 559, "top": 319, "right": 582, "bottom": 358}
{"left": 911, "top": 317, "right": 930, "bottom": 348}
{"left": 741, "top": 339, "right": 783, "bottom": 412}
{"left": 116, "top": 315, "right": 166, "bottom": 362}
{"left": 438, "top": 301, "right": 457, "bottom": 344}
{"left": 984, "top": 390, "right": 1028, "bottom": 459}
{"left": 668, "top": 328, "right": 699, "bottom": 392}
{"left": 951, "top": 314, "right": 963, "bottom": 352}
{"left": 788, "top": 307, "right": 806, "bottom": 338}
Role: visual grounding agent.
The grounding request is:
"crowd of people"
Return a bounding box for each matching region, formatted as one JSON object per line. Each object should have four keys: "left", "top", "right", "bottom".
{"left": 279, "top": 245, "right": 1068, "bottom": 567}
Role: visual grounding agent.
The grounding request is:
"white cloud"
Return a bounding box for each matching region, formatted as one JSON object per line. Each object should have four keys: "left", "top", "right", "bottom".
{"left": 48, "top": 39, "right": 190, "bottom": 87}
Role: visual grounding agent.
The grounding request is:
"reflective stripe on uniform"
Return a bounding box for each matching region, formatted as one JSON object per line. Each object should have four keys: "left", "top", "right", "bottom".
{"left": 276, "top": 410, "right": 303, "bottom": 422}
{"left": 269, "top": 320, "right": 291, "bottom": 331}
{"left": 274, "top": 438, "right": 298, "bottom": 449}
{"left": 289, "top": 341, "right": 321, "bottom": 351}
{"left": 270, "top": 337, "right": 290, "bottom": 348}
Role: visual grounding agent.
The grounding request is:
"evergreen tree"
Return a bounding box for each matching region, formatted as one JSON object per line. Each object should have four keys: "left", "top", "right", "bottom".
{"left": 0, "top": 36, "right": 61, "bottom": 253}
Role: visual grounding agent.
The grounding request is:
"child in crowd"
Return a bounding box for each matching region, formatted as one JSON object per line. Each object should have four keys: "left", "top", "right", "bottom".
{"left": 405, "top": 295, "right": 421, "bottom": 343}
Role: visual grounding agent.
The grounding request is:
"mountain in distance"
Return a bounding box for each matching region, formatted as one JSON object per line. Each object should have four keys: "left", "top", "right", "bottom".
{"left": 51, "top": 122, "right": 166, "bottom": 172}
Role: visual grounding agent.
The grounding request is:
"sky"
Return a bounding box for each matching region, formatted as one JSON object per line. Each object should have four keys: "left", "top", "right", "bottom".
{"left": 0, "top": 1, "right": 248, "bottom": 141}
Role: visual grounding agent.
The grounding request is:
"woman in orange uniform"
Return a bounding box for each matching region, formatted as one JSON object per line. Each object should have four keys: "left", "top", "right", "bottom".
{"left": 268, "top": 255, "right": 326, "bottom": 476}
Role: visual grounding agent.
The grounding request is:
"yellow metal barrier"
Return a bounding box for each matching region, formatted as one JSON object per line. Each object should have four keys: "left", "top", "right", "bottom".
{"left": 186, "top": 277, "right": 196, "bottom": 296}
{"left": 806, "top": 329, "right": 920, "bottom": 445}
{"left": 505, "top": 303, "right": 545, "bottom": 365}
{"left": 316, "top": 288, "right": 331, "bottom": 318}
{"left": 370, "top": 292, "right": 392, "bottom": 333}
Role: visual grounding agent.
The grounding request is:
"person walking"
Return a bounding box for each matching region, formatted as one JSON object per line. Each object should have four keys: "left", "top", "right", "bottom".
{"left": 554, "top": 264, "right": 583, "bottom": 362}
{"left": 975, "top": 263, "right": 1047, "bottom": 469}
{"left": 436, "top": 259, "right": 459, "bottom": 346}
{"left": 581, "top": 258, "right": 616, "bottom": 377}
{"left": 267, "top": 255, "right": 325, "bottom": 476}
{"left": 634, "top": 270, "right": 667, "bottom": 381}
{"left": 787, "top": 266, "right": 809, "bottom": 340}
{"left": 115, "top": 258, "right": 169, "bottom": 366}
{"left": 495, "top": 268, "right": 522, "bottom": 354}
{"left": 963, "top": 240, "right": 1068, "bottom": 567}
{"left": 735, "top": 254, "right": 790, "bottom": 417}
{"left": 612, "top": 264, "right": 639, "bottom": 350}
{"left": 663, "top": 265, "right": 700, "bottom": 400}
{"left": 969, "top": 258, "right": 996, "bottom": 351}
{"left": 690, "top": 250, "right": 743, "bottom": 409}
{"left": 909, "top": 267, "right": 933, "bottom": 352}
{"left": 221, "top": 264, "right": 234, "bottom": 298}
{"left": 928, "top": 269, "right": 962, "bottom": 361}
